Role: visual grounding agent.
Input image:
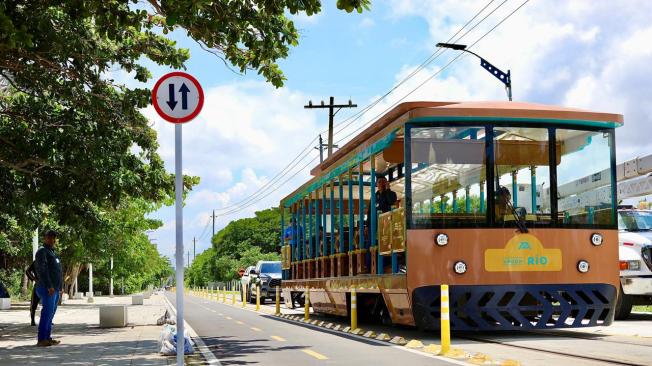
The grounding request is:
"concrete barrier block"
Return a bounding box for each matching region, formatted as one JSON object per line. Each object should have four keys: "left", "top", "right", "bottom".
{"left": 143, "top": 290, "right": 151, "bottom": 299}
{"left": 132, "top": 294, "right": 144, "bottom": 305}
{"left": 0, "top": 298, "right": 10, "bottom": 310}
{"left": 73, "top": 293, "right": 83, "bottom": 300}
{"left": 61, "top": 293, "right": 69, "bottom": 301}
{"left": 99, "top": 305, "right": 128, "bottom": 327}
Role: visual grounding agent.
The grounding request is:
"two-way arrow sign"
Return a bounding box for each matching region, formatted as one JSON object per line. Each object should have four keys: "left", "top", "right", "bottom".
{"left": 166, "top": 83, "right": 191, "bottom": 111}
{"left": 152, "top": 72, "right": 204, "bottom": 124}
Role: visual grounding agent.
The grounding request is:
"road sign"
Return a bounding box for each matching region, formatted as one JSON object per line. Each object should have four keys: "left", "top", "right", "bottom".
{"left": 152, "top": 72, "right": 204, "bottom": 124}
{"left": 151, "top": 71, "right": 204, "bottom": 366}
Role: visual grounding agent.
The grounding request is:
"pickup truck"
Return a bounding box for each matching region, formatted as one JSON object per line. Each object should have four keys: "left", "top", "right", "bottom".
{"left": 615, "top": 207, "right": 652, "bottom": 319}
{"left": 240, "top": 261, "right": 282, "bottom": 304}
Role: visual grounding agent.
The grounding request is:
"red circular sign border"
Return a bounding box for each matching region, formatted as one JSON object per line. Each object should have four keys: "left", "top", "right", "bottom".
{"left": 152, "top": 71, "right": 204, "bottom": 124}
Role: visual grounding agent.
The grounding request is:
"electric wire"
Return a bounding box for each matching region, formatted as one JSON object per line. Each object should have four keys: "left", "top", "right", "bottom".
{"left": 209, "top": 0, "right": 529, "bottom": 219}
{"left": 335, "top": 0, "right": 528, "bottom": 144}
{"left": 208, "top": 1, "right": 499, "bottom": 216}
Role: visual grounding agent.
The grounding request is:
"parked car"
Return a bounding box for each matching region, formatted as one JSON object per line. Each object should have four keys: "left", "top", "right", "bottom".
{"left": 240, "top": 265, "right": 256, "bottom": 302}
{"left": 242, "top": 261, "right": 282, "bottom": 304}
{"left": 615, "top": 207, "right": 652, "bottom": 319}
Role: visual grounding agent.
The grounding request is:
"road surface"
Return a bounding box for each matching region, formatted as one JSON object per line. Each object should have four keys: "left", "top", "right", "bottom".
{"left": 165, "top": 292, "right": 460, "bottom": 365}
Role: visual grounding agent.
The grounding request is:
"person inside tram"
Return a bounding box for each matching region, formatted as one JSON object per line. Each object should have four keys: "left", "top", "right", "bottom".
{"left": 284, "top": 218, "right": 303, "bottom": 246}
{"left": 375, "top": 176, "right": 398, "bottom": 213}
{"left": 495, "top": 186, "right": 511, "bottom": 223}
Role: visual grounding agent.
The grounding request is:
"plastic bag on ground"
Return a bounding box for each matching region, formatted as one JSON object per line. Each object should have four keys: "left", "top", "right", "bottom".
{"left": 159, "top": 324, "right": 195, "bottom": 355}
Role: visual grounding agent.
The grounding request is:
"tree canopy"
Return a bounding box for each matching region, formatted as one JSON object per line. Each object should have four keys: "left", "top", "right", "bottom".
{"left": 186, "top": 208, "right": 281, "bottom": 287}
{"left": 0, "top": 0, "right": 369, "bottom": 296}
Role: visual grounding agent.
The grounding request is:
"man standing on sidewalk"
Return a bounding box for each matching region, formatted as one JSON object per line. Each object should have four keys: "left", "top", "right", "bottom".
{"left": 34, "top": 230, "right": 63, "bottom": 347}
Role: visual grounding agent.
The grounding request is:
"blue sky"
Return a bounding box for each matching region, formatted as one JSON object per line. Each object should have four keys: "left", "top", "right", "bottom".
{"left": 138, "top": 0, "right": 652, "bottom": 266}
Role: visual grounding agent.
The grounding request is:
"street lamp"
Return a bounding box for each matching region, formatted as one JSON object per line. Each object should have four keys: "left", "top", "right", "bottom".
{"left": 436, "top": 42, "right": 512, "bottom": 101}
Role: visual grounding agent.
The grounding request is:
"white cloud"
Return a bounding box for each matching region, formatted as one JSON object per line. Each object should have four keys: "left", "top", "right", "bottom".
{"left": 359, "top": 17, "right": 375, "bottom": 28}
{"left": 147, "top": 80, "right": 319, "bottom": 260}
{"left": 377, "top": 0, "right": 652, "bottom": 162}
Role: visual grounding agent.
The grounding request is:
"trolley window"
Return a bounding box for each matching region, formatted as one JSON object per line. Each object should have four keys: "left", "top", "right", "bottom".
{"left": 409, "top": 126, "right": 487, "bottom": 228}
{"left": 493, "top": 127, "right": 552, "bottom": 228}
{"left": 556, "top": 130, "right": 615, "bottom": 227}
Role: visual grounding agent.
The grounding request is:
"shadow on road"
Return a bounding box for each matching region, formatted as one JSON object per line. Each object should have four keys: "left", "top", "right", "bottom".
{"left": 200, "top": 335, "right": 306, "bottom": 365}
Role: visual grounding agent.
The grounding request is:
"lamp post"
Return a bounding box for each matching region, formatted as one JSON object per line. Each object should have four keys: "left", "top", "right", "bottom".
{"left": 436, "top": 42, "right": 512, "bottom": 101}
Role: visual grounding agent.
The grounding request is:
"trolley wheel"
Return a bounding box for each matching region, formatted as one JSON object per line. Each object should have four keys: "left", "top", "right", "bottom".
{"left": 615, "top": 286, "right": 633, "bottom": 320}
{"left": 292, "top": 292, "right": 305, "bottom": 308}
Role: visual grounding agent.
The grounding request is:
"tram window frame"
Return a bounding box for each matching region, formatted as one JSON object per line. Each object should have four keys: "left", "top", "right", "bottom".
{"left": 404, "top": 122, "right": 618, "bottom": 230}
{"left": 406, "top": 124, "right": 489, "bottom": 229}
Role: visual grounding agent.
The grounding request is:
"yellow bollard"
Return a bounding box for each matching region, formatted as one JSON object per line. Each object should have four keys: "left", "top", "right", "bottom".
{"left": 275, "top": 286, "right": 281, "bottom": 315}
{"left": 232, "top": 288, "right": 236, "bottom": 305}
{"left": 256, "top": 285, "right": 261, "bottom": 311}
{"left": 223, "top": 287, "right": 226, "bottom": 303}
{"left": 440, "top": 284, "right": 451, "bottom": 355}
{"left": 351, "top": 288, "right": 358, "bottom": 331}
{"left": 242, "top": 285, "right": 246, "bottom": 308}
{"left": 304, "top": 289, "right": 310, "bottom": 321}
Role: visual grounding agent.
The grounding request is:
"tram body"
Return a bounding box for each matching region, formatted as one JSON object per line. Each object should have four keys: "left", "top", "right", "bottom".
{"left": 280, "top": 101, "right": 623, "bottom": 330}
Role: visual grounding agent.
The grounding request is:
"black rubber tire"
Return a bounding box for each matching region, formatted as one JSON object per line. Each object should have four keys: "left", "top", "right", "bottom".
{"left": 615, "top": 286, "right": 633, "bottom": 320}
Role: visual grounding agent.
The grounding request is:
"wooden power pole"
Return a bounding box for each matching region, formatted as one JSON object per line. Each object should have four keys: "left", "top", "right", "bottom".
{"left": 304, "top": 97, "right": 357, "bottom": 158}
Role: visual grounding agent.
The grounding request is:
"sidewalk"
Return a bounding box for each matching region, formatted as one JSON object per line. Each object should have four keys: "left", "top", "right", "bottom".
{"left": 0, "top": 292, "right": 206, "bottom": 365}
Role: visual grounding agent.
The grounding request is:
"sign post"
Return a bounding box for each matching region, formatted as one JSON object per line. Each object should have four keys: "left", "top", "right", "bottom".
{"left": 152, "top": 71, "right": 204, "bottom": 366}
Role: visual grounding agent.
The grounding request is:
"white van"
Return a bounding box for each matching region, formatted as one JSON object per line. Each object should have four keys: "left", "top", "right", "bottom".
{"left": 615, "top": 207, "right": 652, "bottom": 319}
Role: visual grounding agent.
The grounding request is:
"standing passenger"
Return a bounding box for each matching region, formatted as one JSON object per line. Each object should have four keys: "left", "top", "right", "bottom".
{"left": 34, "top": 230, "right": 63, "bottom": 347}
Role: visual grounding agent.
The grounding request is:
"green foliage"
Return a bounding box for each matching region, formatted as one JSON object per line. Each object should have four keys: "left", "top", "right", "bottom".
{"left": 186, "top": 208, "right": 281, "bottom": 286}
{"left": 0, "top": 0, "right": 366, "bottom": 296}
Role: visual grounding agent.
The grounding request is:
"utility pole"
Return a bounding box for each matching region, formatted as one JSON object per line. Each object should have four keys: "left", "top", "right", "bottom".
{"left": 193, "top": 237, "right": 196, "bottom": 262}
{"left": 305, "top": 97, "right": 357, "bottom": 158}
{"left": 212, "top": 210, "right": 217, "bottom": 237}
{"left": 314, "top": 134, "right": 329, "bottom": 163}
{"left": 187, "top": 250, "right": 190, "bottom": 268}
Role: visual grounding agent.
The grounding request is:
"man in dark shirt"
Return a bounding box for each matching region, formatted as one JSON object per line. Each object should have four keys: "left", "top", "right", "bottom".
{"left": 365, "top": 176, "right": 398, "bottom": 246}
{"left": 375, "top": 176, "right": 398, "bottom": 214}
{"left": 34, "top": 230, "right": 63, "bottom": 347}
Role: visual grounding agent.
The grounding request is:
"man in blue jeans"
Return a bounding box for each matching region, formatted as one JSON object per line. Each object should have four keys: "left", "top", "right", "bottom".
{"left": 34, "top": 230, "right": 63, "bottom": 347}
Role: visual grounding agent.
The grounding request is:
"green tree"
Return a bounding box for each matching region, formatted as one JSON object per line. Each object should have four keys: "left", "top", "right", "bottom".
{"left": 186, "top": 208, "right": 281, "bottom": 286}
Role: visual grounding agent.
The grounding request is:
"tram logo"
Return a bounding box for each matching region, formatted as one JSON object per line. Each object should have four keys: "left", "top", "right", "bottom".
{"left": 485, "top": 234, "right": 562, "bottom": 272}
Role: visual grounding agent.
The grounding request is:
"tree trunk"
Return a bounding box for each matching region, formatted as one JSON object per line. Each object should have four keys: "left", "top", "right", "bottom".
{"left": 63, "top": 262, "right": 82, "bottom": 297}
{"left": 20, "top": 273, "right": 29, "bottom": 297}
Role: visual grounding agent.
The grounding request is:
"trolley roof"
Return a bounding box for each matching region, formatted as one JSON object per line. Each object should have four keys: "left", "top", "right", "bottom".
{"left": 281, "top": 101, "right": 623, "bottom": 206}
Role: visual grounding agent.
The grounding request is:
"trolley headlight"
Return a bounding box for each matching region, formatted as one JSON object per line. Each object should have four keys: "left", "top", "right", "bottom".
{"left": 590, "top": 233, "right": 603, "bottom": 246}
{"left": 577, "top": 260, "right": 590, "bottom": 273}
{"left": 435, "top": 233, "right": 449, "bottom": 246}
{"left": 453, "top": 261, "right": 467, "bottom": 274}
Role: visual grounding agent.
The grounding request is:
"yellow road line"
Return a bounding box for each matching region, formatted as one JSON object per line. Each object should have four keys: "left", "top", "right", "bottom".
{"left": 270, "top": 335, "right": 286, "bottom": 342}
{"left": 250, "top": 327, "right": 262, "bottom": 332}
{"left": 302, "top": 349, "right": 328, "bottom": 360}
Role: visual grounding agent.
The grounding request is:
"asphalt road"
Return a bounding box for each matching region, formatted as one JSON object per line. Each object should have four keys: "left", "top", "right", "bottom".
{"left": 166, "top": 292, "right": 460, "bottom": 366}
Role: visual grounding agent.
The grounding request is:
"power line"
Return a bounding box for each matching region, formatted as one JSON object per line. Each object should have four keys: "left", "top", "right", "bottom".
{"left": 218, "top": 154, "right": 320, "bottom": 217}
{"left": 209, "top": 0, "right": 513, "bottom": 217}
{"left": 326, "top": 0, "right": 502, "bottom": 139}
{"left": 336, "top": 0, "right": 528, "bottom": 144}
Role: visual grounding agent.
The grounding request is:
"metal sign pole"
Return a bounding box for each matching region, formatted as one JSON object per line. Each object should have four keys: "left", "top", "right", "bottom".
{"left": 174, "top": 123, "right": 185, "bottom": 365}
